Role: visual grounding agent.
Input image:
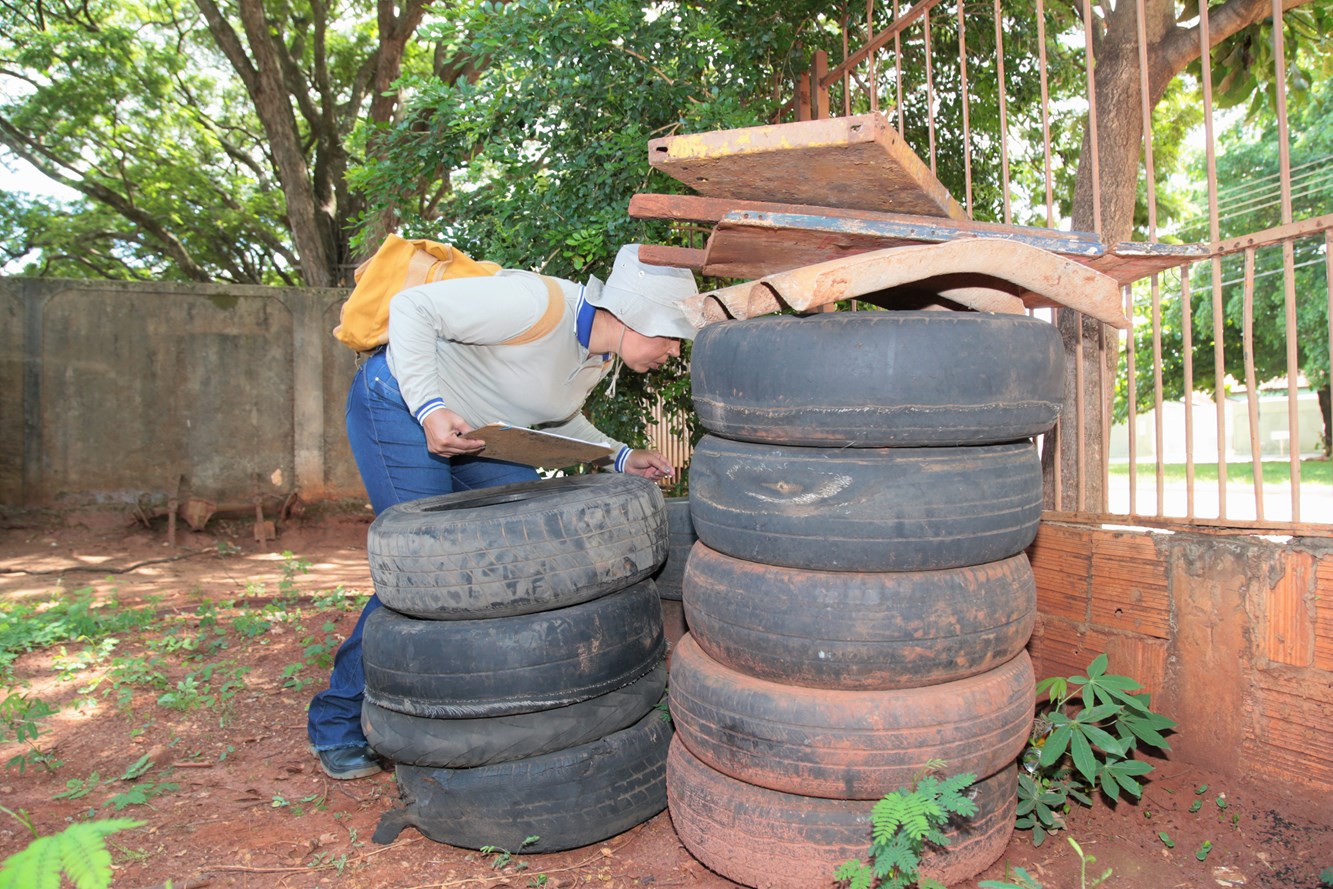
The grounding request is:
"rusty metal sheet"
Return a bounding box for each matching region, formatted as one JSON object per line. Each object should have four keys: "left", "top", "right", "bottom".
{"left": 648, "top": 113, "right": 968, "bottom": 220}
{"left": 689, "top": 211, "right": 1207, "bottom": 288}
{"left": 681, "top": 239, "right": 1128, "bottom": 330}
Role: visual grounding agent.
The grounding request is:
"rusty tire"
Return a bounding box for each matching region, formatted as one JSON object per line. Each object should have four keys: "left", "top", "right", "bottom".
{"left": 373, "top": 708, "right": 672, "bottom": 852}
{"left": 683, "top": 543, "right": 1035, "bottom": 689}
{"left": 688, "top": 436, "right": 1042, "bottom": 572}
{"left": 362, "top": 580, "right": 665, "bottom": 718}
{"left": 670, "top": 636, "right": 1033, "bottom": 799}
{"left": 367, "top": 474, "right": 666, "bottom": 619}
{"left": 690, "top": 312, "right": 1063, "bottom": 446}
{"left": 650, "top": 497, "right": 696, "bottom": 602}
{"left": 667, "top": 740, "right": 1016, "bottom": 889}
{"left": 363, "top": 662, "right": 666, "bottom": 768}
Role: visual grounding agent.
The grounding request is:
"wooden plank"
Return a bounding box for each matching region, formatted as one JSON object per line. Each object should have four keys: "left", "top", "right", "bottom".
{"left": 638, "top": 244, "right": 706, "bottom": 270}
{"left": 681, "top": 238, "right": 1129, "bottom": 330}
{"left": 629, "top": 192, "right": 1103, "bottom": 248}
{"left": 647, "top": 112, "right": 968, "bottom": 220}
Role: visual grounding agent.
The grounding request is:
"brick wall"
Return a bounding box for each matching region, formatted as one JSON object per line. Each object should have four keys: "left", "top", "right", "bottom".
{"left": 1027, "top": 521, "right": 1333, "bottom": 793}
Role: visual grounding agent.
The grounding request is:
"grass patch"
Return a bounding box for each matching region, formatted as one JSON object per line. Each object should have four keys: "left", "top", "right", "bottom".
{"left": 1108, "top": 460, "right": 1331, "bottom": 486}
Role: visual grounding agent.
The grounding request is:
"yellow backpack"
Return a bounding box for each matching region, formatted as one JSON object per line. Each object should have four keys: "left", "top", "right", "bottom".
{"left": 333, "top": 235, "right": 564, "bottom": 352}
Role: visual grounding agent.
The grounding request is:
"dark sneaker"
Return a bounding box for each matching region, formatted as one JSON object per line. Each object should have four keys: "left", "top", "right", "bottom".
{"left": 312, "top": 745, "right": 382, "bottom": 780}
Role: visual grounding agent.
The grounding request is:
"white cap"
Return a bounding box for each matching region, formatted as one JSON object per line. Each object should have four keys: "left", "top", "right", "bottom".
{"left": 586, "top": 244, "right": 698, "bottom": 340}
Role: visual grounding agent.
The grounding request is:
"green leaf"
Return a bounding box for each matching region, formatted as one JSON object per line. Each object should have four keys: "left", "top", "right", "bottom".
{"left": 1159, "top": 831, "right": 1175, "bottom": 848}
{"left": 0, "top": 819, "right": 143, "bottom": 889}
{"left": 1039, "top": 726, "right": 1071, "bottom": 767}
{"left": 1069, "top": 729, "right": 1098, "bottom": 785}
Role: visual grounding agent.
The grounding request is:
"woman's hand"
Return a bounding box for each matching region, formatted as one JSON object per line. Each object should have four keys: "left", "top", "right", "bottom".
{"left": 622, "top": 449, "right": 675, "bottom": 481}
{"left": 422, "top": 409, "right": 487, "bottom": 457}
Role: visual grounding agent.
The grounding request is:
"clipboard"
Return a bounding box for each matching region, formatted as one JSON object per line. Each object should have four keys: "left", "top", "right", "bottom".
{"left": 469, "top": 423, "right": 617, "bottom": 468}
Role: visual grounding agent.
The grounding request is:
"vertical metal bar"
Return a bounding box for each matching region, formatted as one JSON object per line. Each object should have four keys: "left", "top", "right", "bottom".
{"left": 1327, "top": 232, "right": 1333, "bottom": 475}
{"left": 994, "top": 0, "right": 1012, "bottom": 224}
{"left": 843, "top": 22, "right": 853, "bottom": 117}
{"left": 1151, "top": 274, "right": 1165, "bottom": 515}
{"left": 1198, "top": 1, "right": 1228, "bottom": 516}
{"left": 1099, "top": 318, "right": 1111, "bottom": 513}
{"left": 1124, "top": 285, "right": 1138, "bottom": 516}
{"left": 1180, "top": 267, "right": 1196, "bottom": 519}
{"left": 1242, "top": 248, "right": 1264, "bottom": 521}
{"left": 810, "top": 50, "right": 821, "bottom": 119}
{"left": 1076, "top": 313, "right": 1087, "bottom": 512}
{"left": 1270, "top": 0, "right": 1302, "bottom": 521}
{"left": 894, "top": 0, "right": 905, "bottom": 135}
{"left": 1081, "top": 0, "right": 1102, "bottom": 237}
{"left": 868, "top": 0, "right": 878, "bottom": 113}
{"left": 924, "top": 7, "right": 937, "bottom": 173}
{"left": 1037, "top": 0, "right": 1054, "bottom": 227}
{"left": 1051, "top": 310, "right": 1064, "bottom": 509}
{"left": 1136, "top": 0, "right": 1158, "bottom": 240}
{"left": 957, "top": 0, "right": 973, "bottom": 212}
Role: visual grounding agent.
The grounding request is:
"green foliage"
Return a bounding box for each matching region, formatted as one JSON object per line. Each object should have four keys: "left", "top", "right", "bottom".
{"left": 352, "top": 0, "right": 832, "bottom": 456}
{"left": 1115, "top": 64, "right": 1333, "bottom": 453}
{"left": 1019, "top": 655, "right": 1175, "bottom": 846}
{"left": 1, "top": 692, "right": 62, "bottom": 774}
{"left": 0, "top": 587, "right": 154, "bottom": 680}
{"left": 833, "top": 766, "right": 977, "bottom": 889}
{"left": 479, "top": 835, "right": 540, "bottom": 873}
{"left": 1320, "top": 865, "right": 1333, "bottom": 885}
{"left": 0, "top": 816, "right": 143, "bottom": 889}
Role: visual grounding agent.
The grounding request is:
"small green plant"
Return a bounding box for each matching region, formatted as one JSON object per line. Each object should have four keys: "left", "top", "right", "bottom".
{"left": 1158, "top": 830, "right": 1174, "bottom": 848}
{"left": 1195, "top": 839, "right": 1213, "bottom": 861}
{"left": 1, "top": 691, "right": 63, "bottom": 774}
{"left": 1018, "top": 654, "right": 1176, "bottom": 845}
{"left": 1319, "top": 865, "right": 1333, "bottom": 885}
{"left": 272, "top": 791, "right": 327, "bottom": 816}
{"left": 480, "top": 835, "right": 540, "bottom": 872}
{"left": 0, "top": 809, "right": 143, "bottom": 889}
{"left": 833, "top": 763, "right": 978, "bottom": 889}
{"left": 157, "top": 663, "right": 250, "bottom": 714}
{"left": 53, "top": 771, "right": 103, "bottom": 801}
{"left": 282, "top": 626, "right": 340, "bottom": 691}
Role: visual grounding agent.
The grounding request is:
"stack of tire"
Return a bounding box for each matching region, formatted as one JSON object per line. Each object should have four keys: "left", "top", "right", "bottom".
{"left": 652, "top": 496, "right": 697, "bottom": 655}
{"left": 362, "top": 474, "right": 674, "bottom": 852}
{"left": 667, "top": 311, "right": 1063, "bottom": 888}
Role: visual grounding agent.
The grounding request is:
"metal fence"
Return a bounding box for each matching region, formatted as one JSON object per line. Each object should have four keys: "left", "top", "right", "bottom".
{"left": 763, "top": 0, "right": 1332, "bottom": 533}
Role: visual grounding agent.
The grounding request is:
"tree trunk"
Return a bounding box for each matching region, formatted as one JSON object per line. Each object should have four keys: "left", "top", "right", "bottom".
{"left": 1050, "top": 0, "right": 1285, "bottom": 511}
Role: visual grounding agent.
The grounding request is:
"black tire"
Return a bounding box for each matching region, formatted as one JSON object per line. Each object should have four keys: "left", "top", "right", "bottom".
{"left": 362, "top": 580, "right": 665, "bottom": 718}
{"left": 667, "top": 741, "right": 1016, "bottom": 889}
{"left": 670, "top": 636, "right": 1034, "bottom": 799}
{"left": 689, "top": 436, "right": 1042, "bottom": 572}
{"left": 650, "top": 497, "right": 696, "bottom": 601}
{"left": 691, "top": 311, "right": 1063, "bottom": 446}
{"left": 373, "top": 708, "right": 673, "bottom": 852}
{"left": 363, "top": 662, "right": 667, "bottom": 768}
{"left": 368, "top": 474, "right": 666, "bottom": 619}
{"left": 683, "top": 543, "right": 1035, "bottom": 689}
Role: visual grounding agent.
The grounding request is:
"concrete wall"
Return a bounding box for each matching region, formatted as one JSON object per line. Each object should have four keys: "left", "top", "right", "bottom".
{"left": 0, "top": 277, "right": 365, "bottom": 510}
{"left": 1027, "top": 521, "right": 1333, "bottom": 794}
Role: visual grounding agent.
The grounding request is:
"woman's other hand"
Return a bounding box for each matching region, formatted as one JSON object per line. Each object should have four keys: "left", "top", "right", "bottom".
{"left": 422, "top": 409, "right": 486, "bottom": 457}
{"left": 623, "top": 449, "right": 675, "bottom": 481}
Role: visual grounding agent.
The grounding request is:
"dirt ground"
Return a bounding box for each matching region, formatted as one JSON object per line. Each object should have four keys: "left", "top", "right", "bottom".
{"left": 1, "top": 505, "right": 1331, "bottom": 889}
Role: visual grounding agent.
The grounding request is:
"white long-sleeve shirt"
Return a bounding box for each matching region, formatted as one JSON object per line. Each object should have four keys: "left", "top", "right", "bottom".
{"left": 384, "top": 269, "right": 629, "bottom": 458}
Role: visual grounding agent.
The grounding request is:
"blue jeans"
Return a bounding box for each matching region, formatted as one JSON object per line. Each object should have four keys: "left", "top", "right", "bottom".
{"left": 307, "top": 350, "right": 539, "bottom": 751}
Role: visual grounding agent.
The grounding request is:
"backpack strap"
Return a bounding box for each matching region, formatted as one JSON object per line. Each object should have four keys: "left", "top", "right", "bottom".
{"left": 500, "top": 276, "right": 566, "bottom": 346}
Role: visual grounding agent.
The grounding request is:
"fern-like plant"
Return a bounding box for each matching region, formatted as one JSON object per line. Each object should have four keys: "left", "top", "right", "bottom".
{"left": 833, "top": 765, "right": 978, "bottom": 889}
{"left": 0, "top": 814, "right": 143, "bottom": 889}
